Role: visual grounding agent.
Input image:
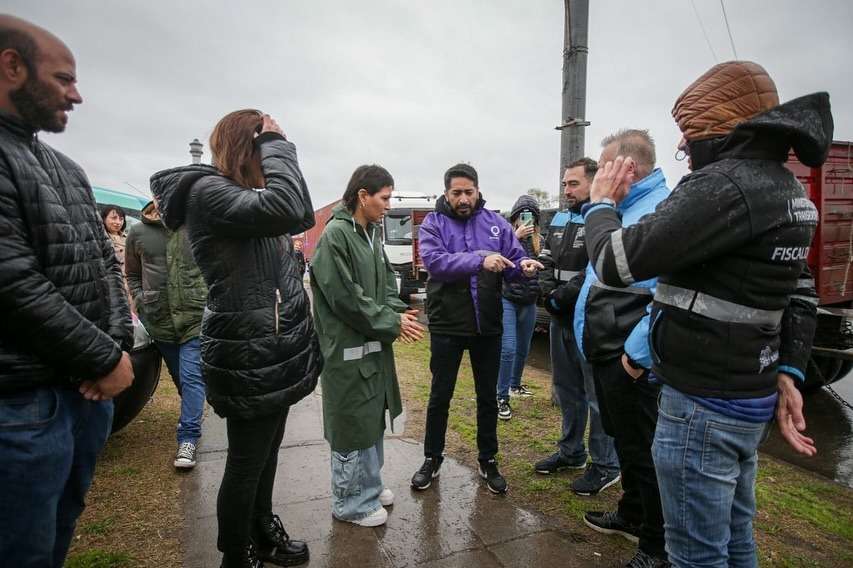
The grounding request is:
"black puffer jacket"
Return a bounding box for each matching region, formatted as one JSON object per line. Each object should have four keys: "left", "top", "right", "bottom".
{"left": 150, "top": 133, "right": 322, "bottom": 419}
{"left": 502, "top": 195, "right": 542, "bottom": 305}
{"left": 585, "top": 93, "right": 830, "bottom": 398}
{"left": 0, "top": 112, "right": 132, "bottom": 393}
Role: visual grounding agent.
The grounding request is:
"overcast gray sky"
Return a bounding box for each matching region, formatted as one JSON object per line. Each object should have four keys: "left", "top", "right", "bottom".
{"left": 8, "top": 1, "right": 853, "bottom": 212}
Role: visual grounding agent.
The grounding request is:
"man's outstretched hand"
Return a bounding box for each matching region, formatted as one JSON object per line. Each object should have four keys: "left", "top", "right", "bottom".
{"left": 776, "top": 372, "right": 816, "bottom": 456}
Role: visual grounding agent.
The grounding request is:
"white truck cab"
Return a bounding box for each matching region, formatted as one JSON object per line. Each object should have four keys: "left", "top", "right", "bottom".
{"left": 383, "top": 191, "right": 437, "bottom": 300}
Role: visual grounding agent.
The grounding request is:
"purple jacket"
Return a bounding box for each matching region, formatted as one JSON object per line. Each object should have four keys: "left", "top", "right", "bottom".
{"left": 420, "top": 195, "right": 529, "bottom": 336}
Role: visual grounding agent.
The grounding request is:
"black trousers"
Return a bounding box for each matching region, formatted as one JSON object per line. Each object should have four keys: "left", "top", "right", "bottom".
{"left": 217, "top": 407, "right": 289, "bottom": 556}
{"left": 424, "top": 334, "right": 501, "bottom": 461}
{"left": 591, "top": 357, "right": 666, "bottom": 559}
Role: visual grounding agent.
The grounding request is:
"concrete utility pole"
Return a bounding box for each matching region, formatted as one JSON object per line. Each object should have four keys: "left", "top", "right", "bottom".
{"left": 556, "top": 0, "right": 590, "bottom": 209}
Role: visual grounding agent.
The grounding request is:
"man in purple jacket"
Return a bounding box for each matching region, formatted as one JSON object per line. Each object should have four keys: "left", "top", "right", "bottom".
{"left": 410, "top": 163, "right": 543, "bottom": 494}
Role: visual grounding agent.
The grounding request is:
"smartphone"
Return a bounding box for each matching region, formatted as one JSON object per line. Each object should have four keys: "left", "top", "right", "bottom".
{"left": 520, "top": 211, "right": 534, "bottom": 227}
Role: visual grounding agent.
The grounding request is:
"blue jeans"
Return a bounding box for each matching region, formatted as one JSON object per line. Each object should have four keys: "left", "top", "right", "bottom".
{"left": 551, "top": 318, "right": 619, "bottom": 472}
{"left": 331, "top": 438, "right": 384, "bottom": 521}
{"left": 497, "top": 298, "right": 537, "bottom": 399}
{"left": 0, "top": 387, "right": 113, "bottom": 567}
{"left": 653, "top": 385, "right": 769, "bottom": 568}
{"left": 156, "top": 338, "right": 205, "bottom": 444}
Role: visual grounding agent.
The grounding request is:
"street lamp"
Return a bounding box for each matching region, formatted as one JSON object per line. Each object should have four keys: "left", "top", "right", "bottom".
{"left": 189, "top": 138, "right": 203, "bottom": 164}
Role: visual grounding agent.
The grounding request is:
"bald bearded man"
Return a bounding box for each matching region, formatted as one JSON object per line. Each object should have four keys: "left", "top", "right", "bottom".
{"left": 0, "top": 15, "right": 134, "bottom": 566}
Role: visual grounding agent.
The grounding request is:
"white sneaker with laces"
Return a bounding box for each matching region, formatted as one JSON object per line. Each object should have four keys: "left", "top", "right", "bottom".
{"left": 379, "top": 488, "right": 394, "bottom": 507}
{"left": 338, "top": 506, "right": 388, "bottom": 527}
{"left": 174, "top": 441, "right": 197, "bottom": 469}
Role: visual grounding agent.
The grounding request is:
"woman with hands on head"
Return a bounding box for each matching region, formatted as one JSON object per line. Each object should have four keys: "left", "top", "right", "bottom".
{"left": 150, "top": 110, "right": 321, "bottom": 568}
{"left": 310, "top": 164, "right": 425, "bottom": 528}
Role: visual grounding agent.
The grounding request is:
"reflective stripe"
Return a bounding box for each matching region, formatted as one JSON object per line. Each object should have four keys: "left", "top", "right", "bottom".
{"left": 342, "top": 341, "right": 383, "bottom": 361}
{"left": 796, "top": 278, "right": 815, "bottom": 289}
{"left": 591, "top": 280, "right": 652, "bottom": 295}
{"left": 554, "top": 269, "right": 580, "bottom": 282}
{"left": 594, "top": 249, "right": 606, "bottom": 280}
{"left": 610, "top": 229, "right": 635, "bottom": 285}
{"left": 655, "top": 283, "right": 783, "bottom": 326}
{"left": 790, "top": 294, "right": 819, "bottom": 305}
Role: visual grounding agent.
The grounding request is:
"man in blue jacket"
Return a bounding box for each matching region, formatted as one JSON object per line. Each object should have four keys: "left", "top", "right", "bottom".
{"left": 410, "top": 163, "right": 543, "bottom": 494}
{"left": 576, "top": 130, "right": 670, "bottom": 568}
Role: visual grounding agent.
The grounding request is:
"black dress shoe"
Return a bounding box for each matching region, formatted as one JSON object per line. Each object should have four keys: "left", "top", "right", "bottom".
{"left": 254, "top": 514, "right": 309, "bottom": 567}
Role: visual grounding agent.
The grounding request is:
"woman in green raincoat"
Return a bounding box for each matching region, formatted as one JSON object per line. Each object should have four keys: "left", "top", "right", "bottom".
{"left": 310, "top": 164, "right": 425, "bottom": 527}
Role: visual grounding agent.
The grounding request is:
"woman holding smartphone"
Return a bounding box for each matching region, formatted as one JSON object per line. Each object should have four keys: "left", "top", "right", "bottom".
{"left": 151, "top": 111, "right": 321, "bottom": 568}
{"left": 496, "top": 195, "right": 543, "bottom": 420}
{"left": 310, "top": 164, "right": 424, "bottom": 528}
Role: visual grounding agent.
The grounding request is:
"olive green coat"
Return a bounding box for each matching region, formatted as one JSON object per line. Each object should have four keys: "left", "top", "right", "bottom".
{"left": 125, "top": 203, "right": 207, "bottom": 343}
{"left": 310, "top": 204, "right": 407, "bottom": 452}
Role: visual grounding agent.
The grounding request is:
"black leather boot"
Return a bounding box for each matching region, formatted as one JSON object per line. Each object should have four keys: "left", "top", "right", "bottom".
{"left": 254, "top": 514, "right": 309, "bottom": 567}
{"left": 220, "top": 543, "right": 264, "bottom": 568}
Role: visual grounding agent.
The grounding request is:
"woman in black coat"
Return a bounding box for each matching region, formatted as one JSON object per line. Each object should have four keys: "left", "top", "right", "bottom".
{"left": 151, "top": 110, "right": 322, "bottom": 568}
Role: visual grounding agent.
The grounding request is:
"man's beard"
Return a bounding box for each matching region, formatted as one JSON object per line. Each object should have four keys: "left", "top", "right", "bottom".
{"left": 9, "top": 75, "right": 70, "bottom": 133}
{"left": 452, "top": 204, "right": 473, "bottom": 217}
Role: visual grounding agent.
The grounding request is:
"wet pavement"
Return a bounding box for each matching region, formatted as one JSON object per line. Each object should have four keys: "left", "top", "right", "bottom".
{"left": 761, "top": 375, "right": 853, "bottom": 489}
{"left": 182, "top": 390, "right": 600, "bottom": 567}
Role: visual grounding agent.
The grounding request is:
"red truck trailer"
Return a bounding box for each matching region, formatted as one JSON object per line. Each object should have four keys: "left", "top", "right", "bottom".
{"left": 792, "top": 141, "right": 853, "bottom": 390}
{"left": 297, "top": 199, "right": 340, "bottom": 261}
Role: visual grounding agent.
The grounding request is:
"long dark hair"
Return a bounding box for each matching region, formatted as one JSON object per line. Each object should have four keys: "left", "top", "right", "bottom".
{"left": 100, "top": 205, "right": 126, "bottom": 233}
{"left": 209, "top": 109, "right": 265, "bottom": 189}
{"left": 342, "top": 165, "right": 394, "bottom": 212}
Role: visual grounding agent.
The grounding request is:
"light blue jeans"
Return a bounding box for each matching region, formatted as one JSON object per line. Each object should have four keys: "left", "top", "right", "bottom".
{"left": 497, "top": 298, "right": 537, "bottom": 400}
{"left": 331, "top": 438, "right": 384, "bottom": 522}
{"left": 551, "top": 318, "right": 619, "bottom": 472}
{"left": 653, "top": 385, "right": 769, "bottom": 568}
{"left": 156, "top": 338, "right": 205, "bottom": 444}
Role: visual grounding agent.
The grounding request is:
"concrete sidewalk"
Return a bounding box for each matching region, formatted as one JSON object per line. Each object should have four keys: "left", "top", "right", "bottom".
{"left": 181, "top": 392, "right": 601, "bottom": 567}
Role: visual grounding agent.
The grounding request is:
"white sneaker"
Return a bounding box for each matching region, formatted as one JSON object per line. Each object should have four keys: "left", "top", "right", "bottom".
{"left": 338, "top": 506, "right": 388, "bottom": 527}
{"left": 379, "top": 488, "right": 394, "bottom": 507}
{"left": 174, "top": 441, "right": 197, "bottom": 469}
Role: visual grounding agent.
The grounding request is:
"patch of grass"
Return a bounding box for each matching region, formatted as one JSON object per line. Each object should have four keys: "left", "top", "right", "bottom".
{"left": 65, "top": 549, "right": 133, "bottom": 568}
{"left": 757, "top": 478, "right": 853, "bottom": 540}
{"left": 396, "top": 331, "right": 853, "bottom": 567}
{"left": 113, "top": 466, "right": 141, "bottom": 477}
{"left": 81, "top": 517, "right": 114, "bottom": 536}
{"left": 68, "top": 370, "right": 185, "bottom": 567}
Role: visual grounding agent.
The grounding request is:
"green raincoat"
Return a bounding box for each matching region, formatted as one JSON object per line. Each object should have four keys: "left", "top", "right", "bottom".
{"left": 310, "top": 204, "right": 407, "bottom": 452}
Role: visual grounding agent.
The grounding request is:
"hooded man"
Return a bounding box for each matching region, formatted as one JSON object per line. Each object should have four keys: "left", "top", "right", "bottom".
{"left": 583, "top": 61, "right": 829, "bottom": 567}
{"left": 125, "top": 199, "right": 207, "bottom": 469}
{"left": 410, "top": 163, "right": 543, "bottom": 495}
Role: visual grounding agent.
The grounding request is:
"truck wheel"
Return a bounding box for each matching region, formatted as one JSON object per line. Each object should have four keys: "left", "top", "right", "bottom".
{"left": 802, "top": 355, "right": 849, "bottom": 393}
{"left": 111, "top": 345, "right": 162, "bottom": 434}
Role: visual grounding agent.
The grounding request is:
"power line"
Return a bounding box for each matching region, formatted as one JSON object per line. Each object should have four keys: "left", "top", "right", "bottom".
{"left": 719, "top": 0, "right": 739, "bottom": 59}
{"left": 122, "top": 181, "right": 150, "bottom": 198}
{"left": 690, "top": 0, "right": 719, "bottom": 62}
